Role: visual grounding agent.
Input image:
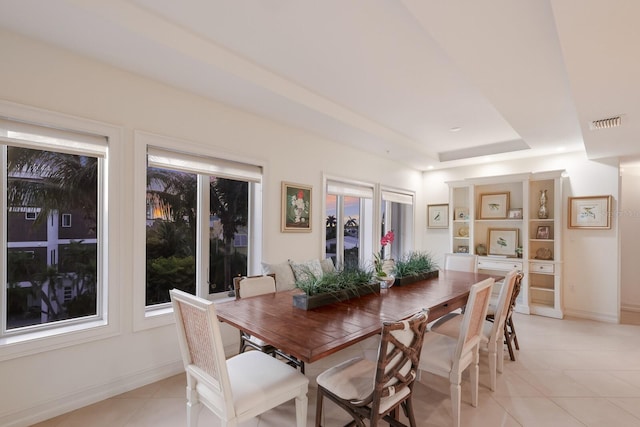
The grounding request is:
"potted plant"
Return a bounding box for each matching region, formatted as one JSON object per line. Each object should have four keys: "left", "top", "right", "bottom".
{"left": 373, "top": 230, "right": 395, "bottom": 288}
{"left": 392, "top": 251, "right": 439, "bottom": 286}
{"left": 293, "top": 265, "right": 378, "bottom": 310}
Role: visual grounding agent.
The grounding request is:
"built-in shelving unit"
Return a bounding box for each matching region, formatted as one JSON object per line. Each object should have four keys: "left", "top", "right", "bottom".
{"left": 447, "top": 171, "right": 564, "bottom": 319}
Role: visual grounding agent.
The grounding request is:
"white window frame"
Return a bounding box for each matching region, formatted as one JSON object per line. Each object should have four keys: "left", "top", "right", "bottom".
{"left": 323, "top": 175, "right": 375, "bottom": 268}
{"left": 61, "top": 213, "right": 72, "bottom": 228}
{"left": 380, "top": 187, "right": 415, "bottom": 260}
{"left": 0, "top": 100, "right": 122, "bottom": 362}
{"left": 133, "top": 131, "right": 264, "bottom": 331}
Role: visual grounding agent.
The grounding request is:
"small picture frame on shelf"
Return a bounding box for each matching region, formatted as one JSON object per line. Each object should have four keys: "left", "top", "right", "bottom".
{"left": 479, "top": 192, "right": 510, "bottom": 219}
{"left": 487, "top": 228, "right": 519, "bottom": 257}
{"left": 508, "top": 208, "right": 523, "bottom": 219}
{"left": 454, "top": 207, "right": 469, "bottom": 220}
{"left": 456, "top": 245, "right": 469, "bottom": 253}
{"left": 536, "top": 225, "right": 551, "bottom": 239}
{"left": 427, "top": 204, "right": 449, "bottom": 228}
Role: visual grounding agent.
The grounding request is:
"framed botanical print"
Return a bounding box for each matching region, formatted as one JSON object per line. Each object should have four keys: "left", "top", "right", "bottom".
{"left": 427, "top": 204, "right": 449, "bottom": 228}
{"left": 281, "top": 181, "right": 312, "bottom": 232}
{"left": 568, "top": 195, "right": 612, "bottom": 229}
{"left": 479, "top": 192, "right": 510, "bottom": 219}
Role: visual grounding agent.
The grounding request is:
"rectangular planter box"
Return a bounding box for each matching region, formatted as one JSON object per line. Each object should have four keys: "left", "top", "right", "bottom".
{"left": 393, "top": 269, "right": 439, "bottom": 287}
{"left": 293, "top": 282, "right": 381, "bottom": 310}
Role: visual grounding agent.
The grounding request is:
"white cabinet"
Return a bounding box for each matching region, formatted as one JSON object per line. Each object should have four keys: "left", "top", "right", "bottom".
{"left": 447, "top": 171, "right": 564, "bottom": 319}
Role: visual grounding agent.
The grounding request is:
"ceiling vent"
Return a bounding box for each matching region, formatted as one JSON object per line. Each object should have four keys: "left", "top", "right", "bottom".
{"left": 590, "top": 116, "right": 622, "bottom": 130}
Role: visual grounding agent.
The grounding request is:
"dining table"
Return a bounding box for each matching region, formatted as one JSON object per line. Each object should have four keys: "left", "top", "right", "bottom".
{"left": 216, "top": 270, "right": 496, "bottom": 365}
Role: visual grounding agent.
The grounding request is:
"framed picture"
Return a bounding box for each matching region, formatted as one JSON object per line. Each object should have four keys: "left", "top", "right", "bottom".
{"left": 454, "top": 207, "right": 469, "bottom": 220}
{"left": 281, "top": 181, "right": 312, "bottom": 232}
{"left": 487, "top": 228, "right": 519, "bottom": 257}
{"left": 457, "top": 245, "right": 469, "bottom": 253}
{"left": 427, "top": 204, "right": 449, "bottom": 228}
{"left": 508, "top": 208, "right": 523, "bottom": 219}
{"left": 479, "top": 192, "right": 510, "bottom": 219}
{"left": 536, "top": 225, "right": 551, "bottom": 239}
{"left": 568, "top": 195, "right": 612, "bottom": 229}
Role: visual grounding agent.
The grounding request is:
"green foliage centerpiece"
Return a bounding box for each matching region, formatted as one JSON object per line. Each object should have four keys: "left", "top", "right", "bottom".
{"left": 392, "top": 251, "right": 439, "bottom": 286}
{"left": 293, "top": 265, "right": 378, "bottom": 310}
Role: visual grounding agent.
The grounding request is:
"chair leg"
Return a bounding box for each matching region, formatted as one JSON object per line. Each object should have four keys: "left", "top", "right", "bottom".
{"left": 185, "top": 382, "right": 200, "bottom": 427}
{"left": 489, "top": 344, "right": 497, "bottom": 391}
{"left": 509, "top": 317, "right": 520, "bottom": 350}
{"left": 450, "top": 380, "right": 462, "bottom": 427}
{"left": 295, "top": 391, "right": 308, "bottom": 427}
{"left": 315, "top": 387, "right": 324, "bottom": 427}
{"left": 470, "top": 350, "right": 479, "bottom": 408}
{"left": 504, "top": 321, "right": 516, "bottom": 361}
{"left": 404, "top": 397, "right": 417, "bottom": 427}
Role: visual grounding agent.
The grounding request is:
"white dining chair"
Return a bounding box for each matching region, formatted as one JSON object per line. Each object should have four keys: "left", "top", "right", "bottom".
{"left": 418, "top": 278, "right": 494, "bottom": 427}
{"left": 169, "top": 288, "right": 309, "bottom": 427}
{"left": 430, "top": 269, "right": 518, "bottom": 391}
{"left": 443, "top": 253, "right": 478, "bottom": 272}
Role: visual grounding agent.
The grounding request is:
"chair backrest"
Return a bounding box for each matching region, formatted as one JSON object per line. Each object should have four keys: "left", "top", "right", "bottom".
{"left": 443, "top": 253, "right": 478, "bottom": 273}
{"left": 372, "top": 310, "right": 429, "bottom": 414}
{"left": 233, "top": 274, "right": 276, "bottom": 299}
{"left": 455, "top": 278, "right": 494, "bottom": 359}
{"left": 169, "top": 289, "right": 235, "bottom": 418}
{"left": 510, "top": 272, "right": 524, "bottom": 310}
{"left": 487, "top": 269, "right": 518, "bottom": 343}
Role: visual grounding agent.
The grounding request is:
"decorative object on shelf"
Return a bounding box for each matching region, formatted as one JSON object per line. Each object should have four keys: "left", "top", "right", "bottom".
{"left": 479, "top": 192, "right": 510, "bottom": 219}
{"left": 535, "top": 247, "right": 553, "bottom": 260}
{"left": 508, "top": 208, "right": 523, "bottom": 219}
{"left": 457, "top": 226, "right": 469, "bottom": 237}
{"left": 475, "top": 243, "right": 487, "bottom": 256}
{"left": 487, "top": 228, "right": 519, "bottom": 257}
{"left": 457, "top": 245, "right": 469, "bottom": 253}
{"left": 536, "top": 225, "right": 551, "bottom": 239}
{"left": 515, "top": 246, "right": 523, "bottom": 258}
{"left": 454, "top": 207, "right": 469, "bottom": 220}
{"left": 538, "top": 190, "right": 549, "bottom": 219}
{"left": 281, "top": 181, "right": 312, "bottom": 232}
{"left": 392, "top": 251, "right": 438, "bottom": 286}
{"left": 568, "top": 195, "right": 612, "bottom": 229}
{"left": 427, "top": 204, "right": 449, "bottom": 228}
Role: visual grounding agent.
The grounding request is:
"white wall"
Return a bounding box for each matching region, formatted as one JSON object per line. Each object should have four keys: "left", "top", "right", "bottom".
{"left": 621, "top": 167, "right": 640, "bottom": 312}
{"left": 0, "top": 30, "right": 421, "bottom": 426}
{"left": 423, "top": 152, "right": 621, "bottom": 323}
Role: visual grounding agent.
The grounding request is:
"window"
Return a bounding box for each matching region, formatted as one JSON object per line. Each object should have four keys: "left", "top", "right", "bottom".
{"left": 325, "top": 179, "right": 374, "bottom": 268}
{"left": 61, "top": 213, "right": 72, "bottom": 228}
{"left": 381, "top": 189, "right": 414, "bottom": 260}
{"left": 1, "top": 117, "right": 106, "bottom": 336}
{"left": 145, "top": 145, "right": 262, "bottom": 308}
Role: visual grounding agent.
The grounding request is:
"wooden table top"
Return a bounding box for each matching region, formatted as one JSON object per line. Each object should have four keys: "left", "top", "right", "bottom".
{"left": 216, "top": 270, "right": 495, "bottom": 364}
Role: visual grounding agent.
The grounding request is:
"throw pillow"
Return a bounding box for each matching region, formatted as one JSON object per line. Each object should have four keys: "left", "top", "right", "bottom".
{"left": 289, "top": 259, "right": 323, "bottom": 283}
{"left": 261, "top": 261, "right": 296, "bottom": 291}
{"left": 320, "top": 258, "right": 336, "bottom": 274}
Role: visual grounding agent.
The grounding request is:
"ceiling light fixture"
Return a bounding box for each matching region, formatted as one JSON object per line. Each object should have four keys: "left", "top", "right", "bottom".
{"left": 590, "top": 115, "right": 622, "bottom": 130}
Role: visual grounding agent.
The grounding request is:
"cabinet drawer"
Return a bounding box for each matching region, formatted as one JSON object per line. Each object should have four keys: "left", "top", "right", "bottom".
{"left": 529, "top": 262, "right": 554, "bottom": 274}
{"left": 477, "top": 258, "right": 524, "bottom": 271}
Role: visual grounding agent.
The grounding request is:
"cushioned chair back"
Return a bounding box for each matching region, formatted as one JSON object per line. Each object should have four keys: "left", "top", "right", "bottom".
{"left": 371, "top": 310, "right": 429, "bottom": 416}
{"left": 169, "top": 289, "right": 234, "bottom": 418}
{"left": 455, "top": 278, "right": 494, "bottom": 358}
{"left": 443, "top": 253, "right": 478, "bottom": 273}
{"left": 489, "top": 269, "right": 518, "bottom": 343}
{"left": 234, "top": 274, "right": 276, "bottom": 299}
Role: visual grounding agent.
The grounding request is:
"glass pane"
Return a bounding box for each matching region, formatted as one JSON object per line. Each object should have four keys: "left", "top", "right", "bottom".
{"left": 6, "top": 146, "right": 98, "bottom": 329}
{"left": 146, "top": 167, "right": 196, "bottom": 305}
{"left": 325, "top": 194, "right": 337, "bottom": 265}
{"left": 344, "top": 196, "right": 360, "bottom": 268}
{"left": 208, "top": 177, "right": 248, "bottom": 294}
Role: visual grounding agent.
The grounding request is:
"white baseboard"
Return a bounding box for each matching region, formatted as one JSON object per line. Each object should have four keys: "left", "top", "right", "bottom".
{"left": 0, "top": 360, "right": 183, "bottom": 427}
{"left": 563, "top": 308, "right": 618, "bottom": 323}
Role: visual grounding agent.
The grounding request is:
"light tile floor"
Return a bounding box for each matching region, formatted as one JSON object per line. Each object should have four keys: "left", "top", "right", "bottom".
{"left": 33, "top": 312, "right": 640, "bottom": 426}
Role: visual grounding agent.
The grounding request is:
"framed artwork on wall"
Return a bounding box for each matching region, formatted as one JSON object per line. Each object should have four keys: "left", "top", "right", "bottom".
{"left": 487, "top": 228, "right": 519, "bottom": 257}
{"left": 568, "top": 195, "right": 612, "bottom": 229}
{"left": 479, "top": 192, "right": 510, "bottom": 219}
{"left": 427, "top": 204, "right": 449, "bottom": 228}
{"left": 281, "top": 181, "right": 312, "bottom": 232}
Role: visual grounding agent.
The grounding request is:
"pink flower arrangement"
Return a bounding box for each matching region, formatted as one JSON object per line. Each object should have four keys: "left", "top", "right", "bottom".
{"left": 374, "top": 230, "right": 395, "bottom": 277}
